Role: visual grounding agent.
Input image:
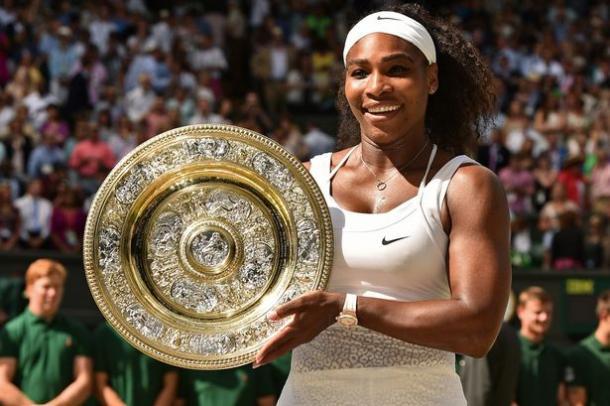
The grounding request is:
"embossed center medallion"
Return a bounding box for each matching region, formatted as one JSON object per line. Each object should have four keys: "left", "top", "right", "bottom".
{"left": 190, "top": 230, "right": 230, "bottom": 268}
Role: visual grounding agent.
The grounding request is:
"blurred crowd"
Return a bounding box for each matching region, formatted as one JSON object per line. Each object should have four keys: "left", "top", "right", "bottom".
{"left": 0, "top": 0, "right": 607, "bottom": 270}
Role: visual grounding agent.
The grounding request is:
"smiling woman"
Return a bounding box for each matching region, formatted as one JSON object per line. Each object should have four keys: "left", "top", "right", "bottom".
{"left": 254, "top": 4, "right": 510, "bottom": 405}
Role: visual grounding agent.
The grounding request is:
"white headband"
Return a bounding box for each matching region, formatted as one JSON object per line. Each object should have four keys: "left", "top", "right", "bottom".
{"left": 343, "top": 11, "right": 436, "bottom": 66}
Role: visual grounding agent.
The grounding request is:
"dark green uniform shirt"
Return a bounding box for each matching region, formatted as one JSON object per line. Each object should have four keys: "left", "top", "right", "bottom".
{"left": 268, "top": 352, "right": 292, "bottom": 398}
{"left": 516, "top": 334, "right": 566, "bottom": 406}
{"left": 178, "top": 364, "right": 275, "bottom": 406}
{"left": 567, "top": 334, "right": 610, "bottom": 406}
{"left": 94, "top": 322, "right": 174, "bottom": 406}
{"left": 0, "top": 308, "right": 92, "bottom": 403}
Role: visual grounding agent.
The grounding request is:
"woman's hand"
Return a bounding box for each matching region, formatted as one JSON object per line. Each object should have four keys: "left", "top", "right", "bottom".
{"left": 254, "top": 290, "right": 344, "bottom": 368}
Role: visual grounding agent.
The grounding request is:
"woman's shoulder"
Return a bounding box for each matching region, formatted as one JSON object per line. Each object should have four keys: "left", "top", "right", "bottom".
{"left": 303, "top": 147, "right": 353, "bottom": 171}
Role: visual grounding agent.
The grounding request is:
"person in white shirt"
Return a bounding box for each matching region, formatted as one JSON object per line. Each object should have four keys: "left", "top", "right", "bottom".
{"left": 14, "top": 178, "right": 53, "bottom": 249}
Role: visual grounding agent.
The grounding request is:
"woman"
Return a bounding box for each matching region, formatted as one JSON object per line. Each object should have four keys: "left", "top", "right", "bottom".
{"left": 255, "top": 5, "right": 510, "bottom": 405}
{"left": 0, "top": 183, "right": 20, "bottom": 251}
{"left": 49, "top": 186, "right": 86, "bottom": 253}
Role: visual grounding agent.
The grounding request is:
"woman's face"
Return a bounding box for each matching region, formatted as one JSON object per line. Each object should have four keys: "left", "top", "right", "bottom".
{"left": 344, "top": 33, "right": 437, "bottom": 146}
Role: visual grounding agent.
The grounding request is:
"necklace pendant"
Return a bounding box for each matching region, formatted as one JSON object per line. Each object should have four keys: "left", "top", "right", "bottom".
{"left": 377, "top": 181, "right": 387, "bottom": 191}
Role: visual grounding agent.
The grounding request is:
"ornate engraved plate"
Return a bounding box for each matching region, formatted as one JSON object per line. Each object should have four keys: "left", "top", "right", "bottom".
{"left": 84, "top": 124, "right": 333, "bottom": 369}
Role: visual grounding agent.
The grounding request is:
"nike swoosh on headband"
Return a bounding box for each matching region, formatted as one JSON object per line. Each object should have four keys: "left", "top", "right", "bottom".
{"left": 381, "top": 235, "right": 410, "bottom": 245}
{"left": 377, "top": 16, "right": 402, "bottom": 21}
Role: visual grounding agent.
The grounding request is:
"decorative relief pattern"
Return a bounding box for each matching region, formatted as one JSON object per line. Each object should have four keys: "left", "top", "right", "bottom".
{"left": 87, "top": 128, "right": 332, "bottom": 369}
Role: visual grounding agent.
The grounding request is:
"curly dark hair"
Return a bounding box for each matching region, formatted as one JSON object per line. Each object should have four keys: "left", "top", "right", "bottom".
{"left": 336, "top": 3, "right": 496, "bottom": 155}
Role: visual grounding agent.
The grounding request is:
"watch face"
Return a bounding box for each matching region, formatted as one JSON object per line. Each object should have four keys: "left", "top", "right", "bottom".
{"left": 338, "top": 314, "right": 357, "bottom": 327}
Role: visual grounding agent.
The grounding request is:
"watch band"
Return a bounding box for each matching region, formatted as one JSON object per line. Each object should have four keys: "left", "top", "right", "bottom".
{"left": 336, "top": 293, "right": 358, "bottom": 328}
{"left": 344, "top": 293, "right": 357, "bottom": 314}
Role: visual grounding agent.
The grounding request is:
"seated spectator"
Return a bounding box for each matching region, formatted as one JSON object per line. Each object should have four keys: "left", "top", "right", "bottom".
{"left": 14, "top": 179, "right": 52, "bottom": 249}
{"left": 303, "top": 122, "right": 335, "bottom": 158}
{"left": 189, "top": 97, "right": 224, "bottom": 125}
{"left": 125, "top": 73, "right": 155, "bottom": 124}
{"left": 476, "top": 128, "right": 510, "bottom": 174}
{"left": 0, "top": 259, "right": 93, "bottom": 405}
{"left": 108, "top": 116, "right": 137, "bottom": 160}
{"left": 539, "top": 182, "right": 580, "bottom": 266}
{"left": 68, "top": 122, "right": 116, "bottom": 196}
{"left": 550, "top": 210, "right": 585, "bottom": 270}
{"left": 532, "top": 152, "right": 557, "bottom": 212}
{"left": 557, "top": 155, "right": 585, "bottom": 206}
{"left": 39, "top": 103, "right": 69, "bottom": 145}
{"left": 515, "top": 287, "right": 567, "bottom": 406}
{"left": 94, "top": 321, "right": 178, "bottom": 405}
{"left": 144, "top": 96, "right": 172, "bottom": 139}
{"left": 175, "top": 365, "right": 276, "bottom": 406}
{"left": 0, "top": 182, "right": 20, "bottom": 251}
{"left": 566, "top": 290, "right": 610, "bottom": 406}
{"left": 590, "top": 144, "right": 610, "bottom": 216}
{"left": 3, "top": 118, "right": 33, "bottom": 182}
{"left": 272, "top": 116, "right": 308, "bottom": 161}
{"left": 583, "top": 214, "right": 609, "bottom": 269}
{"left": 499, "top": 153, "right": 535, "bottom": 218}
{"left": 50, "top": 186, "right": 86, "bottom": 253}
{"left": 27, "top": 132, "right": 66, "bottom": 179}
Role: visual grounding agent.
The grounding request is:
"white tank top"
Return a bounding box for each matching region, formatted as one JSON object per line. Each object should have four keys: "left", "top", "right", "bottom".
{"left": 309, "top": 144, "right": 479, "bottom": 302}
{"left": 277, "top": 145, "right": 478, "bottom": 405}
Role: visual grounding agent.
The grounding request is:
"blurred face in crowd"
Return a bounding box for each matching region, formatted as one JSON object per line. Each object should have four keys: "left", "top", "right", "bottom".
{"left": 518, "top": 298, "right": 553, "bottom": 341}
{"left": 26, "top": 273, "right": 65, "bottom": 320}
{"left": 27, "top": 179, "right": 43, "bottom": 197}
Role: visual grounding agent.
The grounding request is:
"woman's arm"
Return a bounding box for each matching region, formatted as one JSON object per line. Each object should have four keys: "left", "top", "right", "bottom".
{"left": 255, "top": 165, "right": 510, "bottom": 365}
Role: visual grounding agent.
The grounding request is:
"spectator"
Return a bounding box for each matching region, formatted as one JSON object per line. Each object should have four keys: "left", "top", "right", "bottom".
{"left": 532, "top": 152, "right": 557, "bottom": 212}
{"left": 477, "top": 128, "right": 511, "bottom": 174}
{"left": 271, "top": 115, "right": 308, "bottom": 160}
{"left": 39, "top": 103, "right": 70, "bottom": 145}
{"left": 557, "top": 155, "right": 585, "bottom": 206}
{"left": 567, "top": 290, "right": 610, "bottom": 406}
{"left": 0, "top": 259, "right": 93, "bottom": 405}
{"left": 550, "top": 210, "right": 585, "bottom": 269}
{"left": 144, "top": 96, "right": 172, "bottom": 139}
{"left": 175, "top": 366, "right": 276, "bottom": 406}
{"left": 2, "top": 119, "right": 33, "bottom": 182}
{"left": 27, "top": 132, "right": 66, "bottom": 179}
{"left": 303, "top": 122, "right": 334, "bottom": 158}
{"left": 14, "top": 178, "right": 52, "bottom": 249}
{"left": 590, "top": 144, "right": 610, "bottom": 216}
{"left": 166, "top": 86, "right": 196, "bottom": 125}
{"left": 189, "top": 97, "right": 224, "bottom": 125}
{"left": 50, "top": 186, "right": 85, "bottom": 253}
{"left": 584, "top": 214, "right": 609, "bottom": 269}
{"left": 108, "top": 116, "right": 137, "bottom": 160}
{"left": 0, "top": 182, "right": 20, "bottom": 250}
{"left": 125, "top": 73, "right": 155, "bottom": 124}
{"left": 499, "top": 153, "right": 535, "bottom": 217}
{"left": 94, "top": 321, "right": 178, "bottom": 405}
{"left": 68, "top": 122, "right": 115, "bottom": 195}
{"left": 515, "top": 287, "right": 567, "bottom": 406}
{"left": 48, "top": 26, "right": 78, "bottom": 103}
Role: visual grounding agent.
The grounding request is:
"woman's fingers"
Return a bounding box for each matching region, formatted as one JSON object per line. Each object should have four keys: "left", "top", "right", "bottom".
{"left": 255, "top": 324, "right": 298, "bottom": 366}
{"left": 255, "top": 335, "right": 299, "bottom": 367}
{"left": 268, "top": 290, "right": 324, "bottom": 321}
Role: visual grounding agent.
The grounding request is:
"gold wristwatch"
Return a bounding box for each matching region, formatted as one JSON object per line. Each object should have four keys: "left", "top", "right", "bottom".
{"left": 336, "top": 293, "right": 358, "bottom": 328}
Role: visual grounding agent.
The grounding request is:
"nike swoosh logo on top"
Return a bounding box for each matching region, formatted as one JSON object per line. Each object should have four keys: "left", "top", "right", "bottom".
{"left": 377, "top": 16, "right": 402, "bottom": 21}
{"left": 381, "top": 236, "right": 410, "bottom": 245}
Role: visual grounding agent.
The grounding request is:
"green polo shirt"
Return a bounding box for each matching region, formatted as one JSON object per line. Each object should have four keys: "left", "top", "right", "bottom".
{"left": 516, "top": 334, "right": 566, "bottom": 406}
{"left": 567, "top": 334, "right": 610, "bottom": 406}
{"left": 0, "top": 308, "right": 92, "bottom": 403}
{"left": 178, "top": 364, "right": 275, "bottom": 406}
{"left": 94, "top": 322, "right": 175, "bottom": 406}
{"left": 268, "top": 352, "right": 292, "bottom": 398}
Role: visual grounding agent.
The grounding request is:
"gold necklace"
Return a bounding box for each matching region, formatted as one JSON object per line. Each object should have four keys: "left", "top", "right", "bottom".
{"left": 359, "top": 140, "right": 430, "bottom": 191}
